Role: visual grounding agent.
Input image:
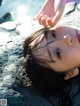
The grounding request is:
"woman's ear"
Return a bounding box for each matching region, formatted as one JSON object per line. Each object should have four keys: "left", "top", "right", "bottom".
{"left": 64, "top": 68, "right": 79, "bottom": 80}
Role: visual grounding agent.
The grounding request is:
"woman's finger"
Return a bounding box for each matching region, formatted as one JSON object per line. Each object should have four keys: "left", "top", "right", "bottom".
{"left": 38, "top": 14, "right": 44, "bottom": 25}
{"left": 47, "top": 18, "right": 55, "bottom": 27}
{"left": 41, "top": 17, "right": 49, "bottom": 27}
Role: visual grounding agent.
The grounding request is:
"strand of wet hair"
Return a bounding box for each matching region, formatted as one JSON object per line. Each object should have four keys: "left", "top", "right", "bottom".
{"left": 23, "top": 28, "right": 47, "bottom": 58}
{"left": 44, "top": 30, "right": 55, "bottom": 62}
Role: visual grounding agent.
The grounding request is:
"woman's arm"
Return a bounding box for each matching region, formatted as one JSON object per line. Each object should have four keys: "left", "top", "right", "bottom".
{"left": 35, "top": 0, "right": 66, "bottom": 27}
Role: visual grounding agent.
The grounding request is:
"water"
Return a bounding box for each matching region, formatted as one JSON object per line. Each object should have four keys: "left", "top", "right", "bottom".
{"left": 0, "top": 0, "right": 45, "bottom": 24}
{"left": 0, "top": 0, "right": 80, "bottom": 24}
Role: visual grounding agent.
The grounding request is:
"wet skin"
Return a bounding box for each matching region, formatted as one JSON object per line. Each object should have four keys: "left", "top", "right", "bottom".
{"left": 32, "top": 26, "right": 80, "bottom": 79}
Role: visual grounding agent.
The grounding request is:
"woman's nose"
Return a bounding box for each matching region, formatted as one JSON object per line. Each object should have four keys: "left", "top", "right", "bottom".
{"left": 63, "top": 34, "right": 72, "bottom": 46}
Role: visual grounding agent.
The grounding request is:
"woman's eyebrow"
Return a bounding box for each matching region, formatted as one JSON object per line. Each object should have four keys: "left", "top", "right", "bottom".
{"left": 44, "top": 30, "right": 56, "bottom": 62}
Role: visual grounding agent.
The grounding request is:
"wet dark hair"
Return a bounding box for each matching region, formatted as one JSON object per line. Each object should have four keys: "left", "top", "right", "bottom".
{"left": 23, "top": 28, "right": 72, "bottom": 105}
{"left": 23, "top": 28, "right": 66, "bottom": 94}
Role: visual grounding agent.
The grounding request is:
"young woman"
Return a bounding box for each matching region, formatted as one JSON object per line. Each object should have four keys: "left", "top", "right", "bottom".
{"left": 22, "top": 25, "right": 80, "bottom": 106}
{"left": 20, "top": 1, "right": 80, "bottom": 106}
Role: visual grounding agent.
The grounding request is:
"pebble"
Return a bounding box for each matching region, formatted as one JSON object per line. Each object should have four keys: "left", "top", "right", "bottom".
{"left": 16, "top": 24, "right": 33, "bottom": 36}
{"left": 0, "top": 21, "right": 16, "bottom": 31}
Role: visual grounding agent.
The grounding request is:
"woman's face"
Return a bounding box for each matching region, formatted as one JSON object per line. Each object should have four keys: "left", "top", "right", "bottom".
{"left": 46, "top": 26, "right": 80, "bottom": 72}
{"left": 35, "top": 26, "right": 80, "bottom": 73}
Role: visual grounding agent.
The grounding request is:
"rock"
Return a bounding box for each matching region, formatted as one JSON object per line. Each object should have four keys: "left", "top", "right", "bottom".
{"left": 0, "top": 0, "right": 2, "bottom": 6}
{"left": 2, "top": 12, "right": 13, "bottom": 21}
{"left": 0, "top": 21, "right": 16, "bottom": 31}
{"left": 15, "top": 67, "right": 31, "bottom": 88}
{"left": 0, "top": 32, "right": 10, "bottom": 44}
{"left": 0, "top": 18, "right": 6, "bottom": 24}
{"left": 16, "top": 24, "right": 32, "bottom": 35}
{"left": 63, "top": 2, "right": 77, "bottom": 16}
{"left": 0, "top": 12, "right": 14, "bottom": 24}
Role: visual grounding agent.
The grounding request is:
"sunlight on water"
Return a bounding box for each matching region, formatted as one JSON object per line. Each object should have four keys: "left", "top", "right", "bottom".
{"left": 17, "top": 15, "right": 31, "bottom": 24}
{"left": 17, "top": 5, "right": 28, "bottom": 14}
{"left": 16, "top": 5, "right": 31, "bottom": 24}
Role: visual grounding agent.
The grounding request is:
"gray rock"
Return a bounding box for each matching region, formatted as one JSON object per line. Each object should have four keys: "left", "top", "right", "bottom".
{"left": 63, "top": 2, "right": 77, "bottom": 16}
{"left": 0, "top": 21, "right": 16, "bottom": 31}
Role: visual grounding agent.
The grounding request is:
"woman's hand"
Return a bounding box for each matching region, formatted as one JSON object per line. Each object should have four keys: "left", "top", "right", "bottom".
{"left": 34, "top": 0, "right": 66, "bottom": 27}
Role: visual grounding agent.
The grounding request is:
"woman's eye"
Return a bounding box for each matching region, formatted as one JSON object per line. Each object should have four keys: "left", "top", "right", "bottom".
{"left": 56, "top": 48, "right": 61, "bottom": 59}
{"left": 52, "top": 31, "right": 56, "bottom": 38}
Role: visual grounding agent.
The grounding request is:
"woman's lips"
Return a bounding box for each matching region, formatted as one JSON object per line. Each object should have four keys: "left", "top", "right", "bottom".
{"left": 76, "top": 30, "right": 80, "bottom": 43}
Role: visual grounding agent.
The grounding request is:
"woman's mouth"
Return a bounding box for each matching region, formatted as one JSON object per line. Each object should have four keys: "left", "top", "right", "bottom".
{"left": 76, "top": 30, "right": 80, "bottom": 43}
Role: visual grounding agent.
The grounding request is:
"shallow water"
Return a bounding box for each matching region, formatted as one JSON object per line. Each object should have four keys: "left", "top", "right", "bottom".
{"left": 0, "top": 0, "right": 45, "bottom": 23}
